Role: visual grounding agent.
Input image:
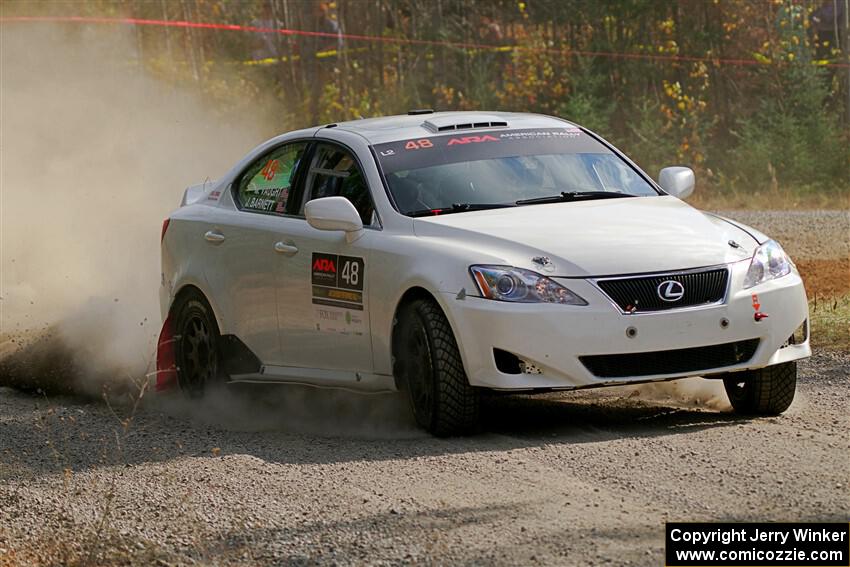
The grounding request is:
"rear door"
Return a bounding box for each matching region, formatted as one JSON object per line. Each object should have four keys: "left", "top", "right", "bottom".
{"left": 201, "top": 141, "right": 309, "bottom": 366}
{"left": 273, "top": 142, "right": 377, "bottom": 372}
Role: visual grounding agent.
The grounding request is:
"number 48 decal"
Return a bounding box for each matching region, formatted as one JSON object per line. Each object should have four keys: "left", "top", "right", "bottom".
{"left": 337, "top": 256, "right": 365, "bottom": 291}
{"left": 405, "top": 139, "right": 433, "bottom": 150}
{"left": 341, "top": 259, "right": 359, "bottom": 287}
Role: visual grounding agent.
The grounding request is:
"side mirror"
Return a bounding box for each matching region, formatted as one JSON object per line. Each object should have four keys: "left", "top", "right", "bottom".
{"left": 305, "top": 196, "right": 364, "bottom": 234}
{"left": 658, "top": 166, "right": 695, "bottom": 200}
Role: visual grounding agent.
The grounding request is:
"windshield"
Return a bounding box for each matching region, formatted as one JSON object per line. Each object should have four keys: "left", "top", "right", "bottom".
{"left": 373, "top": 128, "right": 659, "bottom": 216}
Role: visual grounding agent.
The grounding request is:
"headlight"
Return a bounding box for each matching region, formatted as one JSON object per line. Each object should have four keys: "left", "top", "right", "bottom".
{"left": 469, "top": 265, "right": 587, "bottom": 305}
{"left": 743, "top": 240, "right": 792, "bottom": 289}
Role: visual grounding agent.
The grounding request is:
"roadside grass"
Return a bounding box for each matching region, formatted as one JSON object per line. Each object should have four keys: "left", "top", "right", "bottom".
{"left": 0, "top": 365, "right": 230, "bottom": 567}
{"left": 690, "top": 187, "right": 849, "bottom": 211}
{"left": 809, "top": 293, "right": 850, "bottom": 352}
{"left": 0, "top": 532, "right": 173, "bottom": 567}
{"left": 0, "top": 373, "right": 163, "bottom": 567}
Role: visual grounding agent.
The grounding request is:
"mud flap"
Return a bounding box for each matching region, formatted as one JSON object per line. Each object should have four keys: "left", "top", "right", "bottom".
{"left": 155, "top": 314, "right": 178, "bottom": 391}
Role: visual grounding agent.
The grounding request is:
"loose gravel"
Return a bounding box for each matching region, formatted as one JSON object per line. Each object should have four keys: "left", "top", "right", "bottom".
{"left": 0, "top": 352, "right": 847, "bottom": 566}
{"left": 1, "top": 209, "right": 848, "bottom": 566}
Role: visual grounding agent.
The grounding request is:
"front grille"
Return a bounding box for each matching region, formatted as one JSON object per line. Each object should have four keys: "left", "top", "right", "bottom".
{"left": 580, "top": 339, "right": 760, "bottom": 378}
{"left": 596, "top": 267, "right": 728, "bottom": 312}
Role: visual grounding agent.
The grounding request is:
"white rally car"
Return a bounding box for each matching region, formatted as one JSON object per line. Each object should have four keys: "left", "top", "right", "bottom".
{"left": 156, "top": 111, "right": 810, "bottom": 436}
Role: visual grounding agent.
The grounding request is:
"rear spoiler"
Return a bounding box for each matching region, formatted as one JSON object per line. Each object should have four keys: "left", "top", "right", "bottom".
{"left": 180, "top": 179, "right": 218, "bottom": 207}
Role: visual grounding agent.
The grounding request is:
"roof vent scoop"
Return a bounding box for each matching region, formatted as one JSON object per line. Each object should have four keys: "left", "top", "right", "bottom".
{"left": 422, "top": 114, "right": 509, "bottom": 133}
{"left": 408, "top": 108, "right": 435, "bottom": 115}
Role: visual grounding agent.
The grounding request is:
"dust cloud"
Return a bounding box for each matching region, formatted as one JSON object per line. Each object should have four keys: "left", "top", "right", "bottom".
{"left": 628, "top": 377, "right": 732, "bottom": 411}
{"left": 0, "top": 23, "right": 269, "bottom": 395}
{"left": 0, "top": 23, "right": 422, "bottom": 437}
{"left": 154, "top": 384, "right": 423, "bottom": 439}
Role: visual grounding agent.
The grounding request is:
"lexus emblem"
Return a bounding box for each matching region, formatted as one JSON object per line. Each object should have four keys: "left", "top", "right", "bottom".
{"left": 657, "top": 280, "right": 685, "bottom": 302}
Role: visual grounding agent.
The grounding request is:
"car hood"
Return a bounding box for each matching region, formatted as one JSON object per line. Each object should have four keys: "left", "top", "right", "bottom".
{"left": 413, "top": 196, "right": 758, "bottom": 277}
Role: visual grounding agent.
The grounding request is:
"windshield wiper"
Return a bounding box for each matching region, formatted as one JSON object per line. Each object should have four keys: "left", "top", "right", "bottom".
{"left": 516, "top": 191, "right": 636, "bottom": 206}
{"left": 407, "top": 203, "right": 514, "bottom": 217}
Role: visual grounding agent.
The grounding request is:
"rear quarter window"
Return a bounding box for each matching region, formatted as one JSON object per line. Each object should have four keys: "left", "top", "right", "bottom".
{"left": 236, "top": 142, "right": 307, "bottom": 214}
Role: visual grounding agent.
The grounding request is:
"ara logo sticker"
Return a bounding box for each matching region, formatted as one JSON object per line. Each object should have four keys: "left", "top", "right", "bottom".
{"left": 312, "top": 253, "right": 339, "bottom": 288}
{"left": 447, "top": 135, "right": 499, "bottom": 146}
{"left": 313, "top": 257, "right": 336, "bottom": 273}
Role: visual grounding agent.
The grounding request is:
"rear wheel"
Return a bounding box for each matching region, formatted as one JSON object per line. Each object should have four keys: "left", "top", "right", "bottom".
{"left": 394, "top": 298, "right": 479, "bottom": 436}
{"left": 173, "top": 292, "right": 223, "bottom": 398}
{"left": 722, "top": 361, "right": 797, "bottom": 415}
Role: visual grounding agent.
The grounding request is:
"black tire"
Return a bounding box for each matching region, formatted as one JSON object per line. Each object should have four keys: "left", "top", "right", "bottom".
{"left": 722, "top": 361, "right": 797, "bottom": 415}
{"left": 172, "top": 292, "right": 223, "bottom": 398}
{"left": 394, "top": 298, "right": 479, "bottom": 436}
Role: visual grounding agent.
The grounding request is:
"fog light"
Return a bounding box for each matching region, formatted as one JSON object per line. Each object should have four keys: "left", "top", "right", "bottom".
{"left": 493, "top": 348, "right": 521, "bottom": 374}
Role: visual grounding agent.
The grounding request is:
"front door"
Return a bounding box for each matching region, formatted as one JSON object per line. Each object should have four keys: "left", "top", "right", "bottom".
{"left": 274, "top": 142, "right": 377, "bottom": 372}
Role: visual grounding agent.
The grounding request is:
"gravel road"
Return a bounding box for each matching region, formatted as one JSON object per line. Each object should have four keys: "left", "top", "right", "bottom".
{"left": 1, "top": 210, "right": 848, "bottom": 566}
{"left": 715, "top": 209, "right": 849, "bottom": 261}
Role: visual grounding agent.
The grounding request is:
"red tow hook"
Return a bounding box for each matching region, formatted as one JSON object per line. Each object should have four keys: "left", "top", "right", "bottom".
{"left": 754, "top": 312, "right": 769, "bottom": 322}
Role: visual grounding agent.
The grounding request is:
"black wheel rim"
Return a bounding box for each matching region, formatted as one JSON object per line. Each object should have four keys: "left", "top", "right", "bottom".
{"left": 179, "top": 314, "right": 216, "bottom": 395}
{"left": 406, "top": 320, "right": 435, "bottom": 425}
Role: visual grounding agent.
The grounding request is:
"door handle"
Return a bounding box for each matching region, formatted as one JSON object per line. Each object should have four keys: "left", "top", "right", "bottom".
{"left": 204, "top": 230, "right": 225, "bottom": 243}
{"left": 274, "top": 241, "right": 298, "bottom": 256}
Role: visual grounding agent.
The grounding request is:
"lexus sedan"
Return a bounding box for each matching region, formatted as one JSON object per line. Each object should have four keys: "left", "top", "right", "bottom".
{"left": 156, "top": 111, "right": 810, "bottom": 436}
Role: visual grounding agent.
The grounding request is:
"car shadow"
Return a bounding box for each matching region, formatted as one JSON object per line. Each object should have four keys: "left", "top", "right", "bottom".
{"left": 479, "top": 389, "right": 744, "bottom": 440}
{"left": 199, "top": 503, "right": 525, "bottom": 565}
{"left": 0, "top": 381, "right": 751, "bottom": 479}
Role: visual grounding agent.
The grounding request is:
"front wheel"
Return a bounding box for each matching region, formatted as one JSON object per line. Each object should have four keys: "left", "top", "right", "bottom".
{"left": 722, "top": 361, "right": 797, "bottom": 415}
{"left": 394, "top": 298, "right": 479, "bottom": 436}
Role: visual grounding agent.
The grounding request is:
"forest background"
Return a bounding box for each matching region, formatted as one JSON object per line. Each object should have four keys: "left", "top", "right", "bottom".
{"left": 3, "top": 0, "right": 849, "bottom": 208}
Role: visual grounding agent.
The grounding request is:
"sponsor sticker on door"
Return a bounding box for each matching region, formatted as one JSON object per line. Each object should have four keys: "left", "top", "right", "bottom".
{"left": 312, "top": 305, "right": 365, "bottom": 336}
{"left": 311, "top": 253, "right": 366, "bottom": 335}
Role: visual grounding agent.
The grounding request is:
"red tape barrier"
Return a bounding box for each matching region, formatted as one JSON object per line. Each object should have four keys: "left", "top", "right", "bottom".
{"left": 2, "top": 15, "right": 848, "bottom": 69}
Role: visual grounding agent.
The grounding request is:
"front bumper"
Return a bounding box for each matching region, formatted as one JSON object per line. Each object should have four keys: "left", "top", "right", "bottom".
{"left": 440, "top": 260, "right": 810, "bottom": 390}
